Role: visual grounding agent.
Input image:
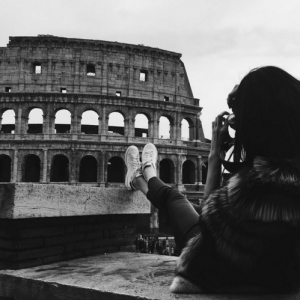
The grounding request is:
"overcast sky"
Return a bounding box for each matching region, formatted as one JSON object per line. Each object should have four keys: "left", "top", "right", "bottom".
{"left": 1, "top": 0, "right": 300, "bottom": 138}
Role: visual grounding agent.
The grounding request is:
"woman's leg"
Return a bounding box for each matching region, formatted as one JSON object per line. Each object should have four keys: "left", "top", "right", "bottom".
{"left": 146, "top": 175, "right": 201, "bottom": 251}
{"left": 141, "top": 143, "right": 201, "bottom": 251}
{"left": 126, "top": 143, "right": 201, "bottom": 251}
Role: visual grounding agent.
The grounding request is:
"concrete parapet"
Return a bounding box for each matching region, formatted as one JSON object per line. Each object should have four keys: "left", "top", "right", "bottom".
{"left": 0, "top": 252, "right": 296, "bottom": 300}
{"left": 0, "top": 183, "right": 150, "bottom": 219}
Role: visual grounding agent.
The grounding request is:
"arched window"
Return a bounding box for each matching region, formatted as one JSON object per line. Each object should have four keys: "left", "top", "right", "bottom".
{"left": 51, "top": 155, "right": 69, "bottom": 182}
{"left": 28, "top": 108, "right": 43, "bottom": 133}
{"left": 108, "top": 112, "right": 124, "bottom": 135}
{"left": 135, "top": 114, "right": 149, "bottom": 137}
{"left": 79, "top": 156, "right": 97, "bottom": 182}
{"left": 55, "top": 109, "right": 71, "bottom": 134}
{"left": 1, "top": 109, "right": 15, "bottom": 134}
{"left": 159, "top": 116, "right": 170, "bottom": 139}
{"left": 23, "top": 154, "right": 40, "bottom": 182}
{"left": 159, "top": 159, "right": 175, "bottom": 184}
{"left": 81, "top": 110, "right": 99, "bottom": 134}
{"left": 107, "top": 156, "right": 124, "bottom": 183}
{"left": 182, "top": 160, "right": 195, "bottom": 184}
{"left": 181, "top": 119, "right": 189, "bottom": 141}
{"left": 0, "top": 154, "right": 11, "bottom": 182}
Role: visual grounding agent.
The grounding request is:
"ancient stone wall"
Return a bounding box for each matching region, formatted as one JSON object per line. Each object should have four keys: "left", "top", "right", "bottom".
{"left": 1, "top": 35, "right": 194, "bottom": 103}
{"left": 0, "top": 214, "right": 142, "bottom": 270}
{"left": 0, "top": 35, "right": 210, "bottom": 239}
{"left": 0, "top": 35, "right": 210, "bottom": 190}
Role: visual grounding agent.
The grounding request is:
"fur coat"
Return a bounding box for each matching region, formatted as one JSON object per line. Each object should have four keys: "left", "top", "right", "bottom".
{"left": 170, "top": 156, "right": 300, "bottom": 293}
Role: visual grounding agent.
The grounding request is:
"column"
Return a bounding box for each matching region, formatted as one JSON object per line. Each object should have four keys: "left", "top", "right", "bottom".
{"left": 13, "top": 149, "right": 18, "bottom": 182}
{"left": 43, "top": 106, "right": 49, "bottom": 134}
{"left": 98, "top": 116, "right": 101, "bottom": 135}
{"left": 197, "top": 155, "right": 203, "bottom": 184}
{"left": 171, "top": 114, "right": 177, "bottom": 141}
{"left": 153, "top": 111, "right": 159, "bottom": 139}
{"left": 71, "top": 108, "right": 80, "bottom": 134}
{"left": 176, "top": 154, "right": 185, "bottom": 191}
{"left": 48, "top": 114, "right": 56, "bottom": 134}
{"left": 42, "top": 149, "right": 48, "bottom": 183}
{"left": 15, "top": 108, "right": 22, "bottom": 134}
{"left": 70, "top": 148, "right": 76, "bottom": 184}
{"left": 100, "top": 151, "right": 106, "bottom": 187}
{"left": 124, "top": 117, "right": 129, "bottom": 137}
{"left": 101, "top": 107, "right": 107, "bottom": 135}
{"left": 21, "top": 116, "right": 29, "bottom": 134}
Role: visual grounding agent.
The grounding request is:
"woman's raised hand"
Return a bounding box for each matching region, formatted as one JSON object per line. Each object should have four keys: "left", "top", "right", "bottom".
{"left": 210, "top": 111, "right": 230, "bottom": 160}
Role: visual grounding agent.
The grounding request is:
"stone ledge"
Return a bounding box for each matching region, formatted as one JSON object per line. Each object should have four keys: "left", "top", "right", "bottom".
{"left": 0, "top": 252, "right": 298, "bottom": 300}
{"left": 0, "top": 184, "right": 150, "bottom": 219}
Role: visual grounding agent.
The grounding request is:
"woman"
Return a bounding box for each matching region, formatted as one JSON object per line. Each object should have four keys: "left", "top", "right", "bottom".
{"left": 125, "top": 66, "right": 300, "bottom": 293}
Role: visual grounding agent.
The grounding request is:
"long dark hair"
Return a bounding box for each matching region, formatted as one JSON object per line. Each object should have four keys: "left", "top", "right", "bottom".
{"left": 233, "top": 66, "right": 300, "bottom": 164}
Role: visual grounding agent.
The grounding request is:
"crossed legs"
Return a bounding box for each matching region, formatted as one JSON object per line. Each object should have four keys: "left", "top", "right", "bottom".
{"left": 125, "top": 143, "right": 201, "bottom": 251}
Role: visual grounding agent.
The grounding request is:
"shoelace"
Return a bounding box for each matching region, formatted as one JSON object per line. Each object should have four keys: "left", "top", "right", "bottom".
{"left": 143, "top": 151, "right": 153, "bottom": 163}
{"left": 131, "top": 154, "right": 140, "bottom": 170}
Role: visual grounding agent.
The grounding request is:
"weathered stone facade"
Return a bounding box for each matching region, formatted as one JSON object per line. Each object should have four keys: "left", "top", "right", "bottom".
{"left": 0, "top": 35, "right": 210, "bottom": 269}
{"left": 0, "top": 35, "right": 209, "bottom": 191}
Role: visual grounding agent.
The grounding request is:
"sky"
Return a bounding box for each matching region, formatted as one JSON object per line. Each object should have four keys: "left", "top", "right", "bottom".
{"left": 1, "top": 0, "right": 300, "bottom": 139}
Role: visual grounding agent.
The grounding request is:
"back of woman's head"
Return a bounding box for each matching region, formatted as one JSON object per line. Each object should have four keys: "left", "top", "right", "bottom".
{"left": 234, "top": 66, "right": 300, "bottom": 162}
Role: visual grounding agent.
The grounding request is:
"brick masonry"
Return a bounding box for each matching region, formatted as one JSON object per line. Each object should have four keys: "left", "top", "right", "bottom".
{"left": 0, "top": 214, "right": 147, "bottom": 270}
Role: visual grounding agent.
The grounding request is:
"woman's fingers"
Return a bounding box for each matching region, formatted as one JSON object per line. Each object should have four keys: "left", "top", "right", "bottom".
{"left": 216, "top": 111, "right": 229, "bottom": 128}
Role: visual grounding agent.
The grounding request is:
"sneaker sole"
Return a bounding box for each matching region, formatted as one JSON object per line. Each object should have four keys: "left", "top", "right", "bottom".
{"left": 125, "top": 146, "right": 139, "bottom": 190}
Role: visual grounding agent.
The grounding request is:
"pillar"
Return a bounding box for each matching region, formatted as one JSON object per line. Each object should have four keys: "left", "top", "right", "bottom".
{"left": 48, "top": 115, "right": 55, "bottom": 134}
{"left": 71, "top": 112, "right": 80, "bottom": 134}
{"left": 70, "top": 149, "right": 76, "bottom": 184}
{"left": 197, "top": 155, "right": 202, "bottom": 184}
{"left": 102, "top": 107, "right": 107, "bottom": 135}
{"left": 177, "top": 120, "right": 182, "bottom": 141}
{"left": 153, "top": 111, "right": 159, "bottom": 139}
{"left": 15, "top": 108, "right": 22, "bottom": 134}
{"left": 100, "top": 151, "right": 107, "bottom": 187}
{"left": 124, "top": 117, "right": 129, "bottom": 137}
{"left": 21, "top": 116, "right": 29, "bottom": 134}
{"left": 13, "top": 149, "right": 18, "bottom": 182}
{"left": 98, "top": 117, "right": 101, "bottom": 135}
{"left": 42, "top": 149, "right": 48, "bottom": 183}
{"left": 176, "top": 154, "right": 185, "bottom": 191}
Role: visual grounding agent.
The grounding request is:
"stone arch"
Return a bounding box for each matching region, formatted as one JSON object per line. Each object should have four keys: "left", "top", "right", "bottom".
{"left": 79, "top": 155, "right": 98, "bottom": 182}
{"left": 159, "top": 158, "right": 175, "bottom": 184}
{"left": 81, "top": 110, "right": 99, "bottom": 134}
{"left": 1, "top": 109, "right": 15, "bottom": 133}
{"left": 181, "top": 117, "right": 195, "bottom": 141}
{"left": 134, "top": 113, "right": 149, "bottom": 137}
{"left": 107, "top": 156, "right": 125, "bottom": 183}
{"left": 27, "top": 108, "right": 44, "bottom": 134}
{"left": 159, "top": 115, "right": 173, "bottom": 139}
{"left": 55, "top": 108, "right": 71, "bottom": 134}
{"left": 51, "top": 154, "right": 69, "bottom": 182}
{"left": 201, "top": 161, "right": 208, "bottom": 184}
{"left": 108, "top": 111, "right": 125, "bottom": 136}
{"left": 22, "top": 154, "right": 41, "bottom": 182}
{"left": 182, "top": 160, "right": 195, "bottom": 184}
{"left": 0, "top": 154, "right": 11, "bottom": 182}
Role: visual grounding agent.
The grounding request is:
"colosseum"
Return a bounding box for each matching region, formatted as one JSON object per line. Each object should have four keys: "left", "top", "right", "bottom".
{"left": 0, "top": 35, "right": 210, "bottom": 226}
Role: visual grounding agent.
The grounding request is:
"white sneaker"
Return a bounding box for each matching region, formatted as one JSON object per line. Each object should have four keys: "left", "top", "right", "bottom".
{"left": 125, "top": 145, "right": 142, "bottom": 190}
{"left": 141, "top": 143, "right": 158, "bottom": 180}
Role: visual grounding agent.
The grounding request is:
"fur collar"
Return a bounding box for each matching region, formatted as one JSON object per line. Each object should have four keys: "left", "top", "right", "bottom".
{"left": 171, "top": 156, "right": 300, "bottom": 294}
